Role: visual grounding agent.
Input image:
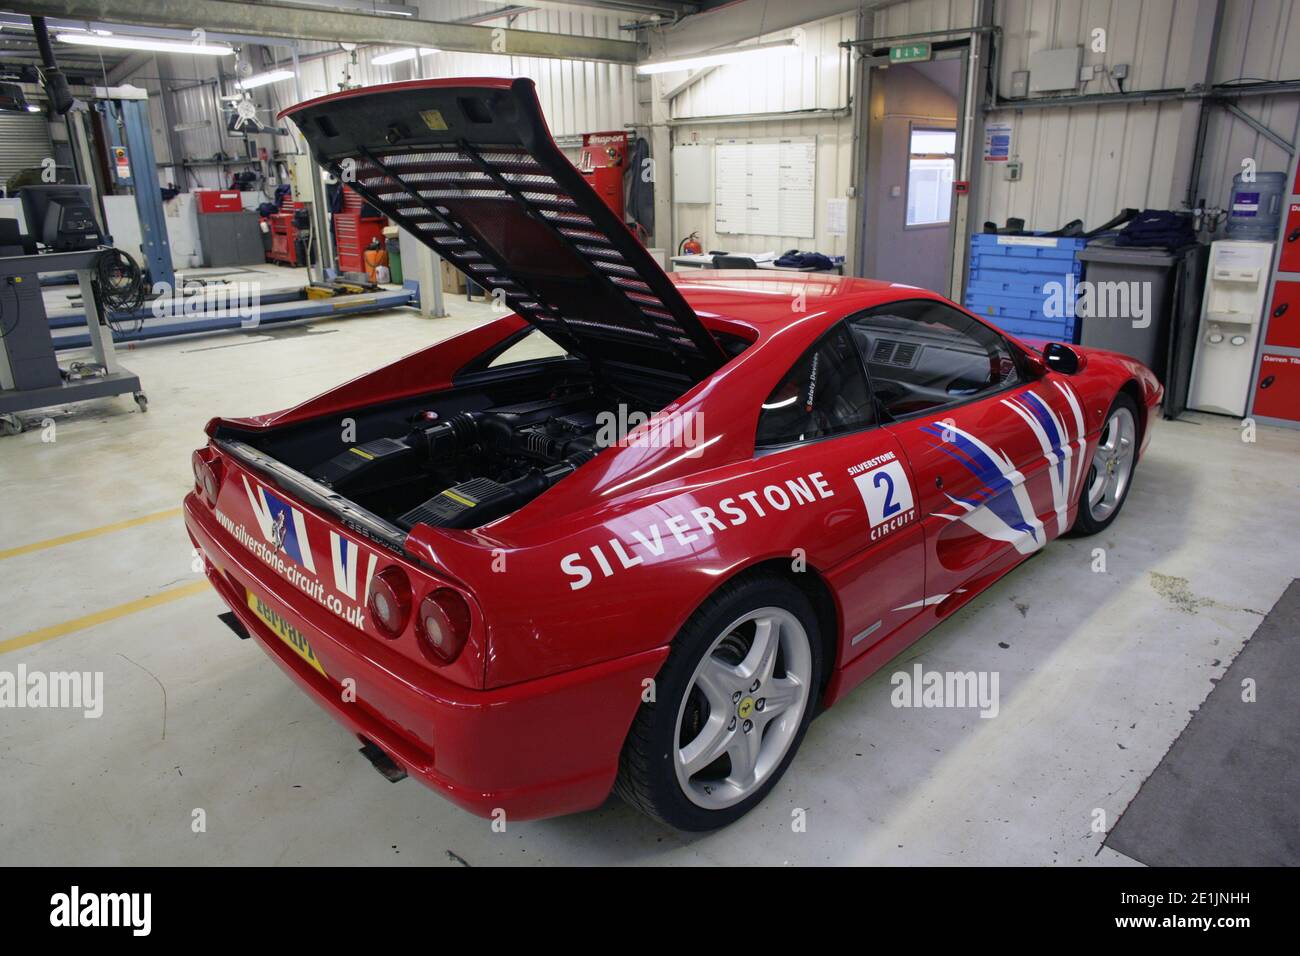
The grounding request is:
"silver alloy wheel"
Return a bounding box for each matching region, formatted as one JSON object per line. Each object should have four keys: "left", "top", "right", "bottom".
{"left": 673, "top": 607, "right": 813, "bottom": 810}
{"left": 1086, "top": 405, "right": 1136, "bottom": 521}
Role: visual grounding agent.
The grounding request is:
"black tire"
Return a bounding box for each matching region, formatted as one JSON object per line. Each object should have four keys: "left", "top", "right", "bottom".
{"left": 614, "top": 573, "right": 822, "bottom": 830}
{"left": 1069, "top": 391, "right": 1141, "bottom": 536}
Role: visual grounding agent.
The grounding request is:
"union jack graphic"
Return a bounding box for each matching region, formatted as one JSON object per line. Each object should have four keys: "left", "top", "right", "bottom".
{"left": 922, "top": 382, "right": 1084, "bottom": 554}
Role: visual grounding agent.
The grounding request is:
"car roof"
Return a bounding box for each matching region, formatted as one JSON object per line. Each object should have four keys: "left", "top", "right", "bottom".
{"left": 669, "top": 271, "right": 946, "bottom": 339}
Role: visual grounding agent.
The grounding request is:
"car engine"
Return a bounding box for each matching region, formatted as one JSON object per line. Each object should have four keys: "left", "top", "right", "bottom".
{"left": 306, "top": 394, "right": 615, "bottom": 530}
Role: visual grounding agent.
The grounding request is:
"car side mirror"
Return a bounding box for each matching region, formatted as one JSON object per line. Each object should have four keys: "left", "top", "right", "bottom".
{"left": 1042, "top": 341, "right": 1085, "bottom": 375}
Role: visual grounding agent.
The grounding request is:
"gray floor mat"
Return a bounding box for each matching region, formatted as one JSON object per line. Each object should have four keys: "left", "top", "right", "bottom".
{"left": 1105, "top": 579, "right": 1300, "bottom": 865}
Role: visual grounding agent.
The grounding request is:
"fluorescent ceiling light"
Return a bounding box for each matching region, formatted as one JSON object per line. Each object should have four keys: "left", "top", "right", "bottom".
{"left": 372, "top": 47, "right": 439, "bottom": 65}
{"left": 237, "top": 69, "right": 296, "bottom": 89}
{"left": 276, "top": 0, "right": 416, "bottom": 15}
{"left": 57, "top": 33, "right": 235, "bottom": 55}
{"left": 636, "top": 39, "right": 798, "bottom": 75}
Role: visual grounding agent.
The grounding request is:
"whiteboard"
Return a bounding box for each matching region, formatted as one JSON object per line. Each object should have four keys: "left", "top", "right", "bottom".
{"left": 714, "top": 137, "right": 816, "bottom": 239}
{"left": 671, "top": 144, "right": 711, "bottom": 204}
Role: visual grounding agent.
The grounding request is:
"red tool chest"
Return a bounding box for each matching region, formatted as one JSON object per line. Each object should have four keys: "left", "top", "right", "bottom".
{"left": 333, "top": 186, "right": 387, "bottom": 275}
{"left": 196, "top": 190, "right": 243, "bottom": 214}
{"left": 267, "top": 198, "right": 306, "bottom": 267}
{"left": 577, "top": 132, "right": 628, "bottom": 219}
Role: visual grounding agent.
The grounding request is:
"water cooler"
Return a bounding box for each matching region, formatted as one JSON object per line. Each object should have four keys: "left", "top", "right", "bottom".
{"left": 1187, "top": 240, "right": 1274, "bottom": 416}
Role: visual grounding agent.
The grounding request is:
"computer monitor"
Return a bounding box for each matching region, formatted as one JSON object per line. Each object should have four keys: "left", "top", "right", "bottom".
{"left": 17, "top": 184, "right": 102, "bottom": 251}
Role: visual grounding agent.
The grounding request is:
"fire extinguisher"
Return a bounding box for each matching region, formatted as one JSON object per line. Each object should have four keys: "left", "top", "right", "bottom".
{"left": 678, "top": 232, "right": 702, "bottom": 256}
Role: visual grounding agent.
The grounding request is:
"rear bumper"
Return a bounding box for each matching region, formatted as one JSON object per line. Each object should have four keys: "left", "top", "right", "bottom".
{"left": 184, "top": 493, "right": 667, "bottom": 820}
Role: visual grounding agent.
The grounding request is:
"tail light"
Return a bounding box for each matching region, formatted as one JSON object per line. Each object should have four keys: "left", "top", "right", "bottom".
{"left": 192, "top": 451, "right": 222, "bottom": 506}
{"left": 368, "top": 567, "right": 412, "bottom": 638}
{"left": 417, "top": 588, "right": 471, "bottom": 665}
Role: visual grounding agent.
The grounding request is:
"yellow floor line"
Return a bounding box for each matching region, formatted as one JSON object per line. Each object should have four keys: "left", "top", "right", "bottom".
{"left": 0, "top": 507, "right": 183, "bottom": 561}
{"left": 0, "top": 580, "right": 211, "bottom": 657}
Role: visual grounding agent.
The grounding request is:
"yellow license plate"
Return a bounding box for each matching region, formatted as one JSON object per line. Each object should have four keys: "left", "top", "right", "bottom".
{"left": 246, "top": 590, "right": 327, "bottom": 677}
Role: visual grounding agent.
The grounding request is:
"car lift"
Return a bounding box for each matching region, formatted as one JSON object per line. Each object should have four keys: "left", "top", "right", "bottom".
{"left": 47, "top": 86, "right": 420, "bottom": 351}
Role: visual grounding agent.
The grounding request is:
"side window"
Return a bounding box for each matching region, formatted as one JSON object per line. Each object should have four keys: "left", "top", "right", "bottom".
{"left": 756, "top": 324, "right": 874, "bottom": 447}
{"left": 487, "top": 328, "right": 569, "bottom": 367}
{"left": 848, "top": 300, "right": 1022, "bottom": 419}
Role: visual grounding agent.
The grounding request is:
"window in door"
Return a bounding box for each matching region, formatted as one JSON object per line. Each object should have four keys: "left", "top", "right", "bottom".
{"left": 906, "top": 127, "right": 956, "bottom": 227}
{"left": 848, "top": 299, "right": 1023, "bottom": 419}
{"left": 756, "top": 324, "right": 875, "bottom": 447}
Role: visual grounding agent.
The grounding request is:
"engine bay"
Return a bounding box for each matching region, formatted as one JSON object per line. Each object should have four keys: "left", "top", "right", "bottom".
{"left": 303, "top": 386, "right": 632, "bottom": 530}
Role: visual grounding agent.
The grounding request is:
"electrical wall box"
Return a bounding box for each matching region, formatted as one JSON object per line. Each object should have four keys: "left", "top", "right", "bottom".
{"left": 1079, "top": 64, "right": 1096, "bottom": 83}
{"left": 1111, "top": 63, "right": 1129, "bottom": 79}
{"left": 1028, "top": 46, "right": 1084, "bottom": 92}
{"left": 1006, "top": 161, "right": 1023, "bottom": 181}
{"left": 1009, "top": 71, "right": 1030, "bottom": 98}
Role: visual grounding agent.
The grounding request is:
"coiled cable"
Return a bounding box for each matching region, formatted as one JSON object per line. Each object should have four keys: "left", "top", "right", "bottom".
{"left": 95, "top": 248, "right": 148, "bottom": 334}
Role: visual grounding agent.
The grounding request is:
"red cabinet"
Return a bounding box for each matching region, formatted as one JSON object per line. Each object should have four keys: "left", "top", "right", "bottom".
{"left": 267, "top": 199, "right": 306, "bottom": 266}
{"left": 1280, "top": 203, "right": 1300, "bottom": 274}
{"left": 1264, "top": 280, "right": 1300, "bottom": 349}
{"left": 196, "top": 190, "right": 243, "bottom": 214}
{"left": 1252, "top": 352, "right": 1300, "bottom": 421}
{"left": 577, "top": 132, "right": 627, "bottom": 219}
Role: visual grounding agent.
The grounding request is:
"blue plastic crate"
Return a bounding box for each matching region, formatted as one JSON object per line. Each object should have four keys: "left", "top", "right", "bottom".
{"left": 965, "top": 233, "right": 1085, "bottom": 343}
{"left": 966, "top": 275, "right": 1065, "bottom": 296}
{"left": 970, "top": 234, "right": 1086, "bottom": 255}
{"left": 969, "top": 258, "right": 1083, "bottom": 279}
{"left": 991, "top": 317, "right": 1080, "bottom": 342}
{"left": 965, "top": 295, "right": 1076, "bottom": 342}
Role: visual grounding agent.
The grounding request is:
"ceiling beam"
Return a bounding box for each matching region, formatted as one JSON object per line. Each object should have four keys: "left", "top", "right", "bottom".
{"left": 5, "top": 0, "right": 640, "bottom": 63}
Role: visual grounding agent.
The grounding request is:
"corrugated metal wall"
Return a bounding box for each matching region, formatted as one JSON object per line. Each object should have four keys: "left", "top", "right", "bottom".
{"left": 876, "top": 0, "right": 1300, "bottom": 230}
{"left": 1200, "top": 0, "right": 1300, "bottom": 210}
{"left": 663, "top": 0, "right": 1298, "bottom": 267}
{"left": 669, "top": 13, "right": 858, "bottom": 259}
{"left": 147, "top": 0, "right": 636, "bottom": 191}
{"left": 243, "top": 0, "right": 634, "bottom": 150}
{"left": 34, "top": 0, "right": 1298, "bottom": 261}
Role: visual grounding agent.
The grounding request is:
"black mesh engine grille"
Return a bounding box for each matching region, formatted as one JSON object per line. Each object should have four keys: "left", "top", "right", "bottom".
{"left": 284, "top": 79, "right": 727, "bottom": 387}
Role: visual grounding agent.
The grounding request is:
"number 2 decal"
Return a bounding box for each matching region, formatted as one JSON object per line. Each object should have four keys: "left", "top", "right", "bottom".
{"left": 854, "top": 460, "right": 916, "bottom": 528}
{"left": 873, "top": 470, "right": 901, "bottom": 518}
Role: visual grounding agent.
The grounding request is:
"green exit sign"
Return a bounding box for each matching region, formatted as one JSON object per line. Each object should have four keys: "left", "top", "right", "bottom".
{"left": 890, "top": 43, "right": 932, "bottom": 64}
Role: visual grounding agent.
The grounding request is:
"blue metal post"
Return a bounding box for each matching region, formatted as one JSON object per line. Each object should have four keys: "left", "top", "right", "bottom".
{"left": 110, "top": 92, "right": 175, "bottom": 291}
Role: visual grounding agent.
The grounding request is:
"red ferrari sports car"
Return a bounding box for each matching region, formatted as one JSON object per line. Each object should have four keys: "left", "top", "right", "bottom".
{"left": 184, "top": 78, "right": 1161, "bottom": 830}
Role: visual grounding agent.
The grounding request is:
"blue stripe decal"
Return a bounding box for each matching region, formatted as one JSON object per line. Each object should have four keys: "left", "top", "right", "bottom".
{"left": 922, "top": 423, "right": 1038, "bottom": 541}
{"left": 1020, "top": 391, "right": 1068, "bottom": 485}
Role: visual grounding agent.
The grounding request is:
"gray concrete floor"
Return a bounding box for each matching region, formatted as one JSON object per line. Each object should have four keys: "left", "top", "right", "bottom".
{"left": 1, "top": 299, "right": 1297, "bottom": 866}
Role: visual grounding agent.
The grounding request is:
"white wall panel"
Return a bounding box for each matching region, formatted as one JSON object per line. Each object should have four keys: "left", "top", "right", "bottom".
{"left": 668, "top": 13, "right": 858, "bottom": 259}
